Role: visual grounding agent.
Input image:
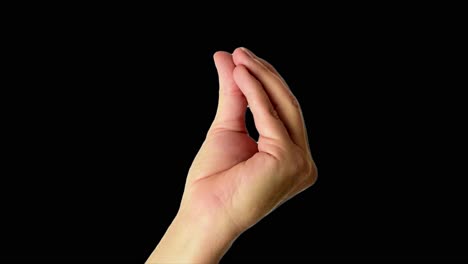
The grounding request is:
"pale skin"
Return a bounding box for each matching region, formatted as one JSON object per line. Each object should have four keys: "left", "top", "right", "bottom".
{"left": 146, "top": 47, "right": 317, "bottom": 263}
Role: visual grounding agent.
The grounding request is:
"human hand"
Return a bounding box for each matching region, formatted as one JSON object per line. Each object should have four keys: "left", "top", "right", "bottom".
{"left": 147, "top": 48, "right": 317, "bottom": 263}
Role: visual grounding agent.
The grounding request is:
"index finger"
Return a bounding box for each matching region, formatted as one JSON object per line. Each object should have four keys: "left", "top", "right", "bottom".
{"left": 233, "top": 47, "right": 310, "bottom": 154}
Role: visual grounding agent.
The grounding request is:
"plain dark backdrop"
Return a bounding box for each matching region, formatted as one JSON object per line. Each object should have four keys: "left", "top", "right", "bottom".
{"left": 2, "top": 4, "right": 466, "bottom": 263}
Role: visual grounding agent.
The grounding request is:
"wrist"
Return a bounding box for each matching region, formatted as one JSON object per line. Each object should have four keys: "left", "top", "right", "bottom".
{"left": 147, "top": 208, "right": 239, "bottom": 264}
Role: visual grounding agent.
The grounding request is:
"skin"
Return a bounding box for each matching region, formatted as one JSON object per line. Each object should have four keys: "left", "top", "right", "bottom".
{"left": 146, "top": 47, "right": 317, "bottom": 263}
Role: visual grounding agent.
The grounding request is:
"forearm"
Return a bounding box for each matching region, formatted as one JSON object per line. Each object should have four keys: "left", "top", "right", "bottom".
{"left": 146, "top": 210, "right": 238, "bottom": 264}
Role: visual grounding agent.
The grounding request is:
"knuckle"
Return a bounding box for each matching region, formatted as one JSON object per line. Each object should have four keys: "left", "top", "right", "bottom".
{"left": 289, "top": 93, "right": 300, "bottom": 109}
{"left": 289, "top": 150, "right": 308, "bottom": 174}
{"left": 304, "top": 161, "right": 318, "bottom": 187}
{"left": 270, "top": 107, "right": 280, "bottom": 119}
{"left": 290, "top": 149, "right": 317, "bottom": 187}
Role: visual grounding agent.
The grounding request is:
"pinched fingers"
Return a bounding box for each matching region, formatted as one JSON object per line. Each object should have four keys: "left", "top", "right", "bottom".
{"left": 232, "top": 65, "right": 290, "bottom": 142}
{"left": 232, "top": 48, "right": 310, "bottom": 154}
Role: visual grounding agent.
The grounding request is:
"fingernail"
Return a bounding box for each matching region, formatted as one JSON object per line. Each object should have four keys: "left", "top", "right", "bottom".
{"left": 241, "top": 47, "right": 254, "bottom": 58}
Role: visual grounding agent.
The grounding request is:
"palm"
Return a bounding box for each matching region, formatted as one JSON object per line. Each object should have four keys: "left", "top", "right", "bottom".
{"left": 186, "top": 130, "right": 258, "bottom": 207}
{"left": 204, "top": 131, "right": 257, "bottom": 175}
{"left": 187, "top": 128, "right": 286, "bottom": 232}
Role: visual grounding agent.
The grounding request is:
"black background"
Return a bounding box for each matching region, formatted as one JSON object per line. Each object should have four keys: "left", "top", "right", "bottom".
{"left": 2, "top": 4, "right": 466, "bottom": 263}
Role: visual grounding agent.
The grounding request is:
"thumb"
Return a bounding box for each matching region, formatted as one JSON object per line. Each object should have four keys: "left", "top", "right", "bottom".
{"left": 211, "top": 51, "right": 248, "bottom": 133}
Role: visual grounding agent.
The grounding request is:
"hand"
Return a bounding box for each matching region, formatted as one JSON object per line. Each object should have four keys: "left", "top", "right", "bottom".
{"left": 147, "top": 48, "right": 317, "bottom": 263}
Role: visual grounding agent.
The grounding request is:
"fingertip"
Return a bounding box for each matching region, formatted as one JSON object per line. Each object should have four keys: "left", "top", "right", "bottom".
{"left": 233, "top": 65, "right": 248, "bottom": 82}
{"left": 239, "top": 47, "right": 254, "bottom": 57}
{"left": 214, "top": 51, "right": 236, "bottom": 78}
{"left": 213, "top": 51, "right": 221, "bottom": 61}
{"left": 233, "top": 47, "right": 244, "bottom": 55}
{"left": 234, "top": 65, "right": 261, "bottom": 98}
{"left": 233, "top": 47, "right": 253, "bottom": 55}
{"left": 214, "top": 50, "right": 230, "bottom": 56}
{"left": 213, "top": 51, "right": 231, "bottom": 62}
{"left": 232, "top": 47, "right": 251, "bottom": 66}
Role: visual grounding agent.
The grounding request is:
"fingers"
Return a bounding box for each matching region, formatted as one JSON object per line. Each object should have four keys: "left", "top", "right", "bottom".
{"left": 233, "top": 65, "right": 289, "bottom": 141}
{"left": 232, "top": 48, "right": 310, "bottom": 152}
{"left": 211, "top": 51, "right": 248, "bottom": 133}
